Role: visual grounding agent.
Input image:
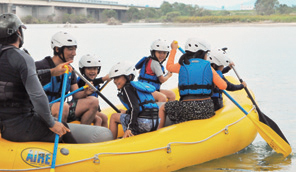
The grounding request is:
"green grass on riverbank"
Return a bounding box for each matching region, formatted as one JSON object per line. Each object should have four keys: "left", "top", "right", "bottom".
{"left": 21, "top": 14, "right": 296, "bottom": 24}
{"left": 174, "top": 15, "right": 296, "bottom": 23}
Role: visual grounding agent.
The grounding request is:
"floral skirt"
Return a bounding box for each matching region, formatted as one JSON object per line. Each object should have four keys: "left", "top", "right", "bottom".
{"left": 165, "top": 99, "right": 215, "bottom": 124}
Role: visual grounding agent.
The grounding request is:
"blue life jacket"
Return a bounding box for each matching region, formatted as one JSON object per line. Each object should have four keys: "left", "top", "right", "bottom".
{"left": 178, "top": 58, "right": 213, "bottom": 98}
{"left": 43, "top": 73, "right": 72, "bottom": 102}
{"left": 212, "top": 70, "right": 223, "bottom": 98}
{"left": 136, "top": 57, "right": 164, "bottom": 91}
{"left": 119, "top": 81, "right": 158, "bottom": 115}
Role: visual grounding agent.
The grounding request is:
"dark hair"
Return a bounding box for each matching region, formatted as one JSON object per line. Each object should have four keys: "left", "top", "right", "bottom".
{"left": 53, "top": 47, "right": 63, "bottom": 56}
{"left": 178, "top": 51, "right": 195, "bottom": 65}
{"left": 211, "top": 63, "right": 219, "bottom": 70}
{"left": 53, "top": 46, "right": 77, "bottom": 56}
{"left": 0, "top": 31, "right": 18, "bottom": 45}
{"left": 193, "top": 50, "right": 208, "bottom": 59}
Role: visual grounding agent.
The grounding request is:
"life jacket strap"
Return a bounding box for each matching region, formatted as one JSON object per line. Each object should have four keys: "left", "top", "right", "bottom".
{"left": 179, "top": 84, "right": 212, "bottom": 90}
{"left": 138, "top": 76, "right": 161, "bottom": 84}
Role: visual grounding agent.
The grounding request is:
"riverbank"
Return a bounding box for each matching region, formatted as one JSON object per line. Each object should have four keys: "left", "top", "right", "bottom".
{"left": 160, "top": 21, "right": 296, "bottom": 27}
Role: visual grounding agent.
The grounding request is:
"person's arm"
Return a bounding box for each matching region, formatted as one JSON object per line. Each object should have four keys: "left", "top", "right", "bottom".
{"left": 12, "top": 51, "right": 55, "bottom": 127}
{"left": 224, "top": 76, "right": 245, "bottom": 91}
{"left": 212, "top": 67, "right": 227, "bottom": 90}
{"left": 158, "top": 72, "right": 172, "bottom": 83}
{"left": 222, "top": 66, "right": 231, "bottom": 74}
{"left": 150, "top": 60, "right": 172, "bottom": 84}
{"left": 93, "top": 74, "right": 110, "bottom": 86}
{"left": 37, "top": 61, "right": 73, "bottom": 86}
{"left": 166, "top": 47, "right": 181, "bottom": 73}
{"left": 37, "top": 69, "right": 52, "bottom": 86}
{"left": 222, "top": 62, "right": 235, "bottom": 74}
{"left": 93, "top": 77, "right": 104, "bottom": 86}
{"left": 71, "top": 83, "right": 92, "bottom": 99}
{"left": 102, "top": 74, "right": 110, "bottom": 82}
{"left": 71, "top": 73, "right": 94, "bottom": 99}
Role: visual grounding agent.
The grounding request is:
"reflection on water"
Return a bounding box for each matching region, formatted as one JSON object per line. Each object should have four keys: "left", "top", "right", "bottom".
{"left": 177, "top": 142, "right": 293, "bottom": 171}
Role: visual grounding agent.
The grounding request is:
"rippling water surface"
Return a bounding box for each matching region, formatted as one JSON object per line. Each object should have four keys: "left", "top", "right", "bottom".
{"left": 24, "top": 23, "right": 296, "bottom": 171}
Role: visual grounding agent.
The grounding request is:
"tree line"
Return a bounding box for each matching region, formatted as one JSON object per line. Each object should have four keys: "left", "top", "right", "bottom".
{"left": 21, "top": 0, "right": 296, "bottom": 24}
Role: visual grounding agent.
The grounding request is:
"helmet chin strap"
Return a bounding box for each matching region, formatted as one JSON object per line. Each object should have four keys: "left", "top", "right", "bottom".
{"left": 16, "top": 31, "right": 24, "bottom": 48}
{"left": 57, "top": 47, "right": 66, "bottom": 62}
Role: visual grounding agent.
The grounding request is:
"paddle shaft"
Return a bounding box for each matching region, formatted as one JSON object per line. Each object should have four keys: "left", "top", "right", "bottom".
{"left": 99, "top": 80, "right": 110, "bottom": 91}
{"left": 50, "top": 79, "right": 110, "bottom": 105}
{"left": 232, "top": 67, "right": 266, "bottom": 117}
{"left": 49, "top": 86, "right": 86, "bottom": 105}
{"left": 232, "top": 66, "right": 289, "bottom": 144}
{"left": 50, "top": 68, "right": 69, "bottom": 171}
{"left": 70, "top": 65, "right": 120, "bottom": 113}
{"left": 178, "top": 46, "right": 185, "bottom": 54}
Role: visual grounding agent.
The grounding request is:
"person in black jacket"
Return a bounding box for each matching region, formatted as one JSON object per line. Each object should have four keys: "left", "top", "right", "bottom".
{"left": 108, "top": 61, "right": 159, "bottom": 139}
{"left": 208, "top": 48, "right": 247, "bottom": 111}
{"left": 0, "top": 13, "right": 76, "bottom": 143}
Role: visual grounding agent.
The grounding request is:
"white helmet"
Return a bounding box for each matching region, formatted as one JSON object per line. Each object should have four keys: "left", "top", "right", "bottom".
{"left": 109, "top": 61, "right": 137, "bottom": 80}
{"left": 208, "top": 48, "right": 231, "bottom": 66}
{"left": 184, "top": 38, "right": 210, "bottom": 53}
{"left": 150, "top": 39, "right": 170, "bottom": 52}
{"left": 79, "top": 54, "right": 102, "bottom": 75}
{"left": 51, "top": 31, "right": 77, "bottom": 49}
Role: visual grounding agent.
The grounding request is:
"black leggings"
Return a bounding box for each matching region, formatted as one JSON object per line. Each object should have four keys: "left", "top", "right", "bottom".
{"left": 1, "top": 113, "right": 77, "bottom": 143}
{"left": 61, "top": 122, "right": 77, "bottom": 143}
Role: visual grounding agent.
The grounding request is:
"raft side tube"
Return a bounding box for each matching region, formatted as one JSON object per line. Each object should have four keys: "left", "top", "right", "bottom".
{"left": 68, "top": 123, "right": 113, "bottom": 143}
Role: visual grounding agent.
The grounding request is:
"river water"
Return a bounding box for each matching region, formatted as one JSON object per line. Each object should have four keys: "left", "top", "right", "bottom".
{"left": 23, "top": 23, "right": 296, "bottom": 171}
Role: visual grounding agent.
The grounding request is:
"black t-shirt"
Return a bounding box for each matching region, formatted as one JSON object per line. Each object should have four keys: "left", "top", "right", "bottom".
{"left": 35, "top": 56, "right": 77, "bottom": 86}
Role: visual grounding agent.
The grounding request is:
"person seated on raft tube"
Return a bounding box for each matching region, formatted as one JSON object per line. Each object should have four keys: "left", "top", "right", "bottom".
{"left": 0, "top": 13, "right": 76, "bottom": 143}
{"left": 158, "top": 39, "right": 227, "bottom": 129}
{"left": 108, "top": 61, "right": 159, "bottom": 139}
{"left": 208, "top": 48, "right": 247, "bottom": 111}
{"left": 77, "top": 54, "right": 109, "bottom": 127}
{"left": 135, "top": 39, "right": 175, "bottom": 102}
{"left": 35, "top": 31, "right": 98, "bottom": 125}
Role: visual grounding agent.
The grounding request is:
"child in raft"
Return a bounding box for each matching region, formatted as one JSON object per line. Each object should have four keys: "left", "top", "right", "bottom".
{"left": 208, "top": 48, "right": 247, "bottom": 111}
{"left": 158, "top": 38, "right": 227, "bottom": 128}
{"left": 77, "top": 54, "right": 109, "bottom": 127}
{"left": 108, "top": 61, "right": 159, "bottom": 139}
{"left": 135, "top": 39, "right": 175, "bottom": 102}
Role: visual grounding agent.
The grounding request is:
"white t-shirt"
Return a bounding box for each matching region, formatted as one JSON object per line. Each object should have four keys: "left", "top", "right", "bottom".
{"left": 150, "top": 59, "right": 164, "bottom": 77}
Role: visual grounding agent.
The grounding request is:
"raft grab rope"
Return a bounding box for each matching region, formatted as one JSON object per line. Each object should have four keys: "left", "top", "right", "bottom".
{"left": 0, "top": 106, "right": 256, "bottom": 171}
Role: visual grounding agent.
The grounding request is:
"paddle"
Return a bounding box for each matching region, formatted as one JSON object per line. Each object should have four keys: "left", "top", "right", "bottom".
{"left": 177, "top": 45, "right": 292, "bottom": 157}
{"left": 50, "top": 66, "right": 69, "bottom": 172}
{"left": 49, "top": 79, "right": 110, "bottom": 105}
{"left": 221, "top": 47, "right": 291, "bottom": 154}
{"left": 49, "top": 85, "right": 88, "bottom": 105}
{"left": 69, "top": 64, "right": 120, "bottom": 113}
{"left": 222, "top": 90, "right": 291, "bottom": 157}
{"left": 99, "top": 80, "right": 110, "bottom": 92}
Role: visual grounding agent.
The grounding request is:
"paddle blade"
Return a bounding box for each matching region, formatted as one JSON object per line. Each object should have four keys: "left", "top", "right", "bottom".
{"left": 248, "top": 114, "right": 292, "bottom": 157}
{"left": 259, "top": 112, "right": 290, "bottom": 145}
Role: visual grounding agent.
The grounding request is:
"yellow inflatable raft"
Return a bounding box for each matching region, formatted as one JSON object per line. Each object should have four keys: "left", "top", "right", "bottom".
{"left": 0, "top": 77, "right": 258, "bottom": 172}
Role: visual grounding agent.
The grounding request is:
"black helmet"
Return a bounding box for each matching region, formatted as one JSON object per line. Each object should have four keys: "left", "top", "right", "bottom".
{"left": 0, "top": 13, "right": 26, "bottom": 39}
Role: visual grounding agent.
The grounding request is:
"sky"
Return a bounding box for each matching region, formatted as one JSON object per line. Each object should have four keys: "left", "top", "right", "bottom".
{"left": 118, "top": 0, "right": 296, "bottom": 10}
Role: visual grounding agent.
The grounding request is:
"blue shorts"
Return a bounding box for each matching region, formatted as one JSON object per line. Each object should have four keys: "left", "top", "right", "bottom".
{"left": 120, "top": 114, "right": 159, "bottom": 134}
